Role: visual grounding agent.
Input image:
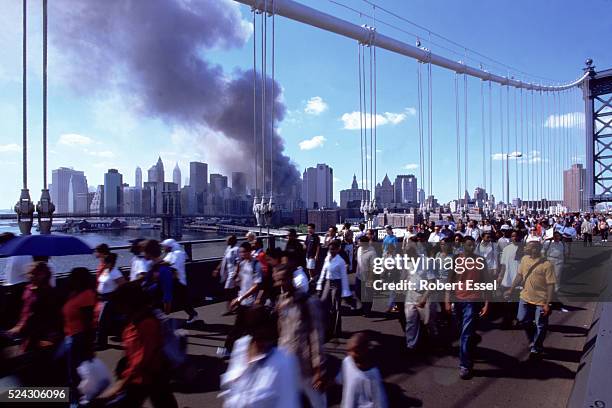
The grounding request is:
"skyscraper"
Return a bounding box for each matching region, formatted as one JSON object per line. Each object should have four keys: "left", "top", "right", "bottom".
{"left": 394, "top": 174, "right": 417, "bottom": 206}
{"left": 375, "top": 174, "right": 394, "bottom": 206}
{"left": 104, "top": 169, "right": 123, "bottom": 214}
{"left": 147, "top": 157, "right": 165, "bottom": 183}
{"left": 339, "top": 174, "right": 370, "bottom": 208}
{"left": 302, "top": 164, "right": 333, "bottom": 209}
{"left": 173, "top": 163, "right": 181, "bottom": 188}
{"left": 564, "top": 163, "right": 586, "bottom": 211}
{"left": 210, "top": 173, "right": 228, "bottom": 195}
{"left": 189, "top": 162, "right": 208, "bottom": 194}
{"left": 68, "top": 172, "right": 88, "bottom": 213}
{"left": 135, "top": 167, "right": 142, "bottom": 189}
{"left": 417, "top": 188, "right": 425, "bottom": 205}
{"left": 50, "top": 167, "right": 87, "bottom": 213}
{"left": 90, "top": 185, "right": 104, "bottom": 214}
{"left": 232, "top": 172, "right": 247, "bottom": 197}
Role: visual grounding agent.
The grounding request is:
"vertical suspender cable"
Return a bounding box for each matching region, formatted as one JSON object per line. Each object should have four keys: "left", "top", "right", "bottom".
{"left": 464, "top": 73, "right": 468, "bottom": 201}
{"left": 261, "top": 6, "right": 266, "bottom": 197}
{"left": 252, "top": 9, "right": 258, "bottom": 196}
{"left": 506, "top": 83, "right": 510, "bottom": 202}
{"left": 373, "top": 38, "right": 377, "bottom": 203}
{"left": 455, "top": 74, "right": 461, "bottom": 203}
{"left": 520, "top": 87, "right": 524, "bottom": 203}
{"left": 481, "top": 79, "right": 486, "bottom": 191}
{"left": 362, "top": 44, "right": 368, "bottom": 199}
{"left": 526, "top": 90, "right": 531, "bottom": 205}
{"left": 270, "top": 3, "right": 275, "bottom": 196}
{"left": 428, "top": 62, "right": 433, "bottom": 201}
{"left": 43, "top": 0, "right": 48, "bottom": 189}
{"left": 417, "top": 61, "right": 424, "bottom": 199}
{"left": 369, "top": 44, "right": 373, "bottom": 201}
{"left": 514, "top": 85, "right": 518, "bottom": 200}
{"left": 359, "top": 43, "right": 364, "bottom": 204}
{"left": 488, "top": 81, "right": 492, "bottom": 198}
{"left": 22, "top": 0, "right": 27, "bottom": 190}
{"left": 539, "top": 90, "right": 544, "bottom": 202}
{"left": 531, "top": 89, "right": 536, "bottom": 205}
{"left": 499, "top": 84, "right": 504, "bottom": 203}
{"left": 535, "top": 90, "right": 539, "bottom": 202}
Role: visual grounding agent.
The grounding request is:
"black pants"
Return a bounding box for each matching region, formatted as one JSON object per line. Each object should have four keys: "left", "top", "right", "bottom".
{"left": 174, "top": 282, "right": 197, "bottom": 319}
{"left": 224, "top": 305, "right": 249, "bottom": 352}
{"left": 321, "top": 279, "right": 342, "bottom": 339}
{"left": 583, "top": 233, "right": 592, "bottom": 246}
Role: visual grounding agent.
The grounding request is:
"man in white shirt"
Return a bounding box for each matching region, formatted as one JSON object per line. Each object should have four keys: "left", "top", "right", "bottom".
{"left": 476, "top": 232, "right": 498, "bottom": 279}
{"left": 498, "top": 231, "right": 522, "bottom": 328}
{"left": 128, "top": 239, "right": 151, "bottom": 281}
{"left": 465, "top": 221, "right": 480, "bottom": 241}
{"left": 356, "top": 235, "right": 377, "bottom": 315}
{"left": 162, "top": 239, "right": 199, "bottom": 324}
{"left": 428, "top": 226, "right": 443, "bottom": 244}
{"left": 317, "top": 241, "right": 350, "bottom": 339}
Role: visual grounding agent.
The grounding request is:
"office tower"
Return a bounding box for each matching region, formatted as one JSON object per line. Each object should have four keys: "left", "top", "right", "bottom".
{"left": 417, "top": 188, "right": 425, "bottom": 205}
{"left": 135, "top": 166, "right": 142, "bottom": 189}
{"left": 147, "top": 157, "right": 164, "bottom": 183}
{"left": 103, "top": 169, "right": 123, "bottom": 214}
{"left": 90, "top": 185, "right": 104, "bottom": 214}
{"left": 375, "top": 174, "right": 394, "bottom": 206}
{"left": 210, "top": 173, "right": 229, "bottom": 195}
{"left": 173, "top": 163, "right": 181, "bottom": 188}
{"left": 302, "top": 164, "right": 333, "bottom": 209}
{"left": 394, "top": 174, "right": 418, "bottom": 206}
{"left": 50, "top": 167, "right": 87, "bottom": 213}
{"left": 564, "top": 163, "right": 586, "bottom": 211}
{"left": 189, "top": 162, "right": 208, "bottom": 194}
{"left": 339, "top": 174, "right": 370, "bottom": 208}
{"left": 67, "top": 172, "right": 88, "bottom": 213}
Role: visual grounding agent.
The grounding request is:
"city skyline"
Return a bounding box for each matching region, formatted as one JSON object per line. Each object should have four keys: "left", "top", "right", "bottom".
{"left": 1, "top": 0, "right": 609, "bottom": 210}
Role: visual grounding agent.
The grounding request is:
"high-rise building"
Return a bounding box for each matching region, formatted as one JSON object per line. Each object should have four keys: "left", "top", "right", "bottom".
{"left": 232, "top": 172, "right": 247, "bottom": 197}
{"left": 210, "top": 173, "right": 229, "bottom": 195}
{"left": 147, "top": 157, "right": 164, "bottom": 183}
{"left": 90, "top": 185, "right": 104, "bottom": 214}
{"left": 394, "top": 174, "right": 417, "bottom": 206}
{"left": 189, "top": 162, "right": 208, "bottom": 194}
{"left": 564, "top": 163, "right": 586, "bottom": 211}
{"left": 103, "top": 169, "right": 123, "bottom": 214}
{"left": 135, "top": 167, "right": 142, "bottom": 189}
{"left": 50, "top": 167, "right": 87, "bottom": 213}
{"left": 339, "top": 174, "right": 370, "bottom": 208}
{"left": 417, "top": 188, "right": 425, "bottom": 205}
{"left": 173, "top": 163, "right": 181, "bottom": 188}
{"left": 67, "top": 172, "right": 88, "bottom": 213}
{"left": 123, "top": 187, "right": 142, "bottom": 214}
{"left": 302, "top": 164, "right": 333, "bottom": 209}
{"left": 375, "top": 174, "right": 394, "bottom": 206}
{"left": 180, "top": 185, "right": 197, "bottom": 215}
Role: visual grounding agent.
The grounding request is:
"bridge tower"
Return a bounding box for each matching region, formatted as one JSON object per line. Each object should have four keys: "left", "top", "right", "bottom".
{"left": 584, "top": 59, "right": 612, "bottom": 208}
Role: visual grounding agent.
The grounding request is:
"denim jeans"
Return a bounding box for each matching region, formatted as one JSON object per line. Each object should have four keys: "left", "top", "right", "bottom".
{"left": 516, "top": 299, "right": 549, "bottom": 352}
{"left": 454, "top": 302, "right": 482, "bottom": 369}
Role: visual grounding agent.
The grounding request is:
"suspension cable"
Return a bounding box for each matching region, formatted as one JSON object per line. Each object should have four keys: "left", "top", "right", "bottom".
{"left": 455, "top": 73, "right": 461, "bottom": 203}
{"left": 362, "top": 42, "right": 368, "bottom": 198}
{"left": 506, "top": 83, "right": 510, "bottom": 203}
{"left": 427, "top": 61, "right": 433, "bottom": 202}
{"left": 481, "top": 79, "right": 485, "bottom": 192}
{"left": 464, "top": 73, "right": 468, "bottom": 203}
{"left": 526, "top": 90, "right": 531, "bottom": 206}
{"left": 539, "top": 90, "right": 544, "bottom": 202}
{"left": 358, "top": 43, "right": 364, "bottom": 204}
{"left": 270, "top": 1, "right": 275, "bottom": 196}
{"left": 369, "top": 43, "right": 374, "bottom": 201}
{"left": 499, "top": 83, "right": 504, "bottom": 204}
{"left": 252, "top": 8, "right": 258, "bottom": 196}
{"left": 488, "top": 81, "right": 492, "bottom": 199}
{"left": 22, "top": 0, "right": 27, "bottom": 190}
{"left": 373, "top": 35, "right": 377, "bottom": 204}
{"left": 43, "top": 0, "right": 48, "bottom": 189}
{"left": 531, "top": 89, "right": 535, "bottom": 205}
{"left": 520, "top": 87, "right": 524, "bottom": 203}
{"left": 261, "top": 5, "right": 266, "bottom": 198}
{"left": 514, "top": 85, "right": 518, "bottom": 200}
{"left": 417, "top": 60, "right": 424, "bottom": 201}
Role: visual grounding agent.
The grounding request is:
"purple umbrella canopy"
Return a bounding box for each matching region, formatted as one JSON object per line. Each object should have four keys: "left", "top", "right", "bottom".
{"left": 0, "top": 234, "right": 93, "bottom": 257}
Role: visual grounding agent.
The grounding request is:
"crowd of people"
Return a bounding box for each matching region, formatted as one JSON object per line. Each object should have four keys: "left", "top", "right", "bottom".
{"left": 0, "top": 210, "right": 609, "bottom": 406}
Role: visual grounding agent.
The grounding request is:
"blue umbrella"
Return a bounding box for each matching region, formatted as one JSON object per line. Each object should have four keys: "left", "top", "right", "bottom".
{"left": 0, "top": 234, "right": 93, "bottom": 257}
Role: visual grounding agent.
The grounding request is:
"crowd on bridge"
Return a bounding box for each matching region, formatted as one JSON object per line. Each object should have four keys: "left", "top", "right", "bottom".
{"left": 0, "top": 210, "right": 610, "bottom": 407}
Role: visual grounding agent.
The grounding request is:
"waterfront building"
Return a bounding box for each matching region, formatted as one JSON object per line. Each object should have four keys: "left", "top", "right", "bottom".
{"left": 417, "top": 188, "right": 425, "bottom": 206}
{"left": 135, "top": 166, "right": 143, "bottom": 189}
{"left": 394, "top": 174, "right": 418, "bottom": 207}
{"left": 147, "top": 156, "right": 165, "bottom": 183}
{"left": 307, "top": 208, "right": 338, "bottom": 232}
{"left": 123, "top": 186, "right": 142, "bottom": 214}
{"left": 50, "top": 167, "right": 87, "bottom": 213}
{"left": 210, "top": 173, "right": 228, "bottom": 195}
{"left": 90, "top": 185, "right": 104, "bottom": 214}
{"left": 67, "top": 172, "right": 88, "bottom": 214}
{"left": 190, "top": 161, "right": 208, "bottom": 214}
{"left": 302, "top": 164, "right": 333, "bottom": 209}
{"left": 375, "top": 174, "right": 394, "bottom": 207}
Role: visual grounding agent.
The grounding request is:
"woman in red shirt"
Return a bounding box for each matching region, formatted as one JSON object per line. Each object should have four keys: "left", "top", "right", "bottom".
{"left": 99, "top": 282, "right": 177, "bottom": 408}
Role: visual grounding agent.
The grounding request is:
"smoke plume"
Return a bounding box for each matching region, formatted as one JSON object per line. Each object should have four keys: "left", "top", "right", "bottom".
{"left": 51, "top": 0, "right": 300, "bottom": 196}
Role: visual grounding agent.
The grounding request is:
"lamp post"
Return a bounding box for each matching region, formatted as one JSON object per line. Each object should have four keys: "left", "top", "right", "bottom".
{"left": 506, "top": 152, "right": 523, "bottom": 211}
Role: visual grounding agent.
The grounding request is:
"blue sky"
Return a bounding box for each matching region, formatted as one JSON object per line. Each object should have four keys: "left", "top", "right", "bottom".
{"left": 1, "top": 0, "right": 610, "bottom": 210}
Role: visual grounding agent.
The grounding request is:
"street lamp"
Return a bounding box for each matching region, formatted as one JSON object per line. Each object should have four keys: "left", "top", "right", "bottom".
{"left": 506, "top": 152, "right": 523, "bottom": 209}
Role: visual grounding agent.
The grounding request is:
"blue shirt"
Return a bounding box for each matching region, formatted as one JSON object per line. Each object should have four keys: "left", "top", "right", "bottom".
{"left": 383, "top": 235, "right": 398, "bottom": 255}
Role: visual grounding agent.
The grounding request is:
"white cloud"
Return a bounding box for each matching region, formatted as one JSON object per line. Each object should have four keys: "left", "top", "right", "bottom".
{"left": 492, "top": 150, "right": 543, "bottom": 163}
{"left": 0, "top": 143, "right": 20, "bottom": 153}
{"left": 58, "top": 133, "right": 93, "bottom": 146}
{"left": 299, "top": 135, "right": 326, "bottom": 150}
{"left": 304, "top": 96, "right": 328, "bottom": 115}
{"left": 87, "top": 150, "right": 115, "bottom": 159}
{"left": 341, "top": 107, "right": 415, "bottom": 130}
{"left": 544, "top": 112, "right": 583, "bottom": 128}
{"left": 403, "top": 163, "right": 418, "bottom": 170}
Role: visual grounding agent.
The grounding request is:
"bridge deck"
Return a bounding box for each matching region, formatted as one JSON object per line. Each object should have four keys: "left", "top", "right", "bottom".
{"left": 95, "top": 298, "right": 594, "bottom": 408}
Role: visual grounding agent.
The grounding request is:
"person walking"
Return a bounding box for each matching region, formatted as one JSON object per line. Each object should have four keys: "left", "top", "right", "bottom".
{"left": 497, "top": 231, "right": 523, "bottom": 328}
{"left": 95, "top": 252, "right": 126, "bottom": 349}
{"left": 316, "top": 240, "right": 350, "bottom": 339}
{"left": 504, "top": 241, "right": 556, "bottom": 359}
{"left": 356, "top": 235, "right": 376, "bottom": 316}
{"left": 162, "top": 239, "right": 199, "bottom": 324}
{"left": 581, "top": 215, "right": 594, "bottom": 247}
{"left": 304, "top": 223, "right": 321, "bottom": 281}
{"left": 128, "top": 239, "right": 150, "bottom": 281}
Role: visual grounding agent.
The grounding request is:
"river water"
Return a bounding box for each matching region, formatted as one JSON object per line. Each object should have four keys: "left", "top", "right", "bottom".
{"left": 0, "top": 220, "right": 228, "bottom": 280}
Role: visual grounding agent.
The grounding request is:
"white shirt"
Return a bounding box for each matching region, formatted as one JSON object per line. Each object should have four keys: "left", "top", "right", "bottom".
{"left": 97, "top": 267, "right": 123, "bottom": 294}
{"left": 221, "top": 245, "right": 240, "bottom": 289}
{"left": 497, "top": 237, "right": 511, "bottom": 253}
{"left": 500, "top": 244, "right": 520, "bottom": 288}
{"left": 476, "top": 241, "right": 498, "bottom": 270}
{"left": 164, "top": 249, "right": 187, "bottom": 285}
{"left": 220, "top": 335, "right": 300, "bottom": 408}
{"left": 316, "top": 254, "right": 351, "bottom": 297}
{"left": 543, "top": 241, "right": 564, "bottom": 262}
{"left": 129, "top": 256, "right": 151, "bottom": 281}
{"left": 237, "top": 259, "right": 262, "bottom": 306}
{"left": 337, "top": 356, "right": 387, "bottom": 408}
{"left": 3, "top": 255, "right": 31, "bottom": 285}
{"left": 292, "top": 266, "right": 309, "bottom": 294}
{"left": 356, "top": 245, "right": 377, "bottom": 281}
{"left": 427, "top": 232, "right": 442, "bottom": 243}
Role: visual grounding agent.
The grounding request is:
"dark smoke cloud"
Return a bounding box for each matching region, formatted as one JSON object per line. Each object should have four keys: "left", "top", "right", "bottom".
{"left": 51, "top": 0, "right": 300, "bottom": 196}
